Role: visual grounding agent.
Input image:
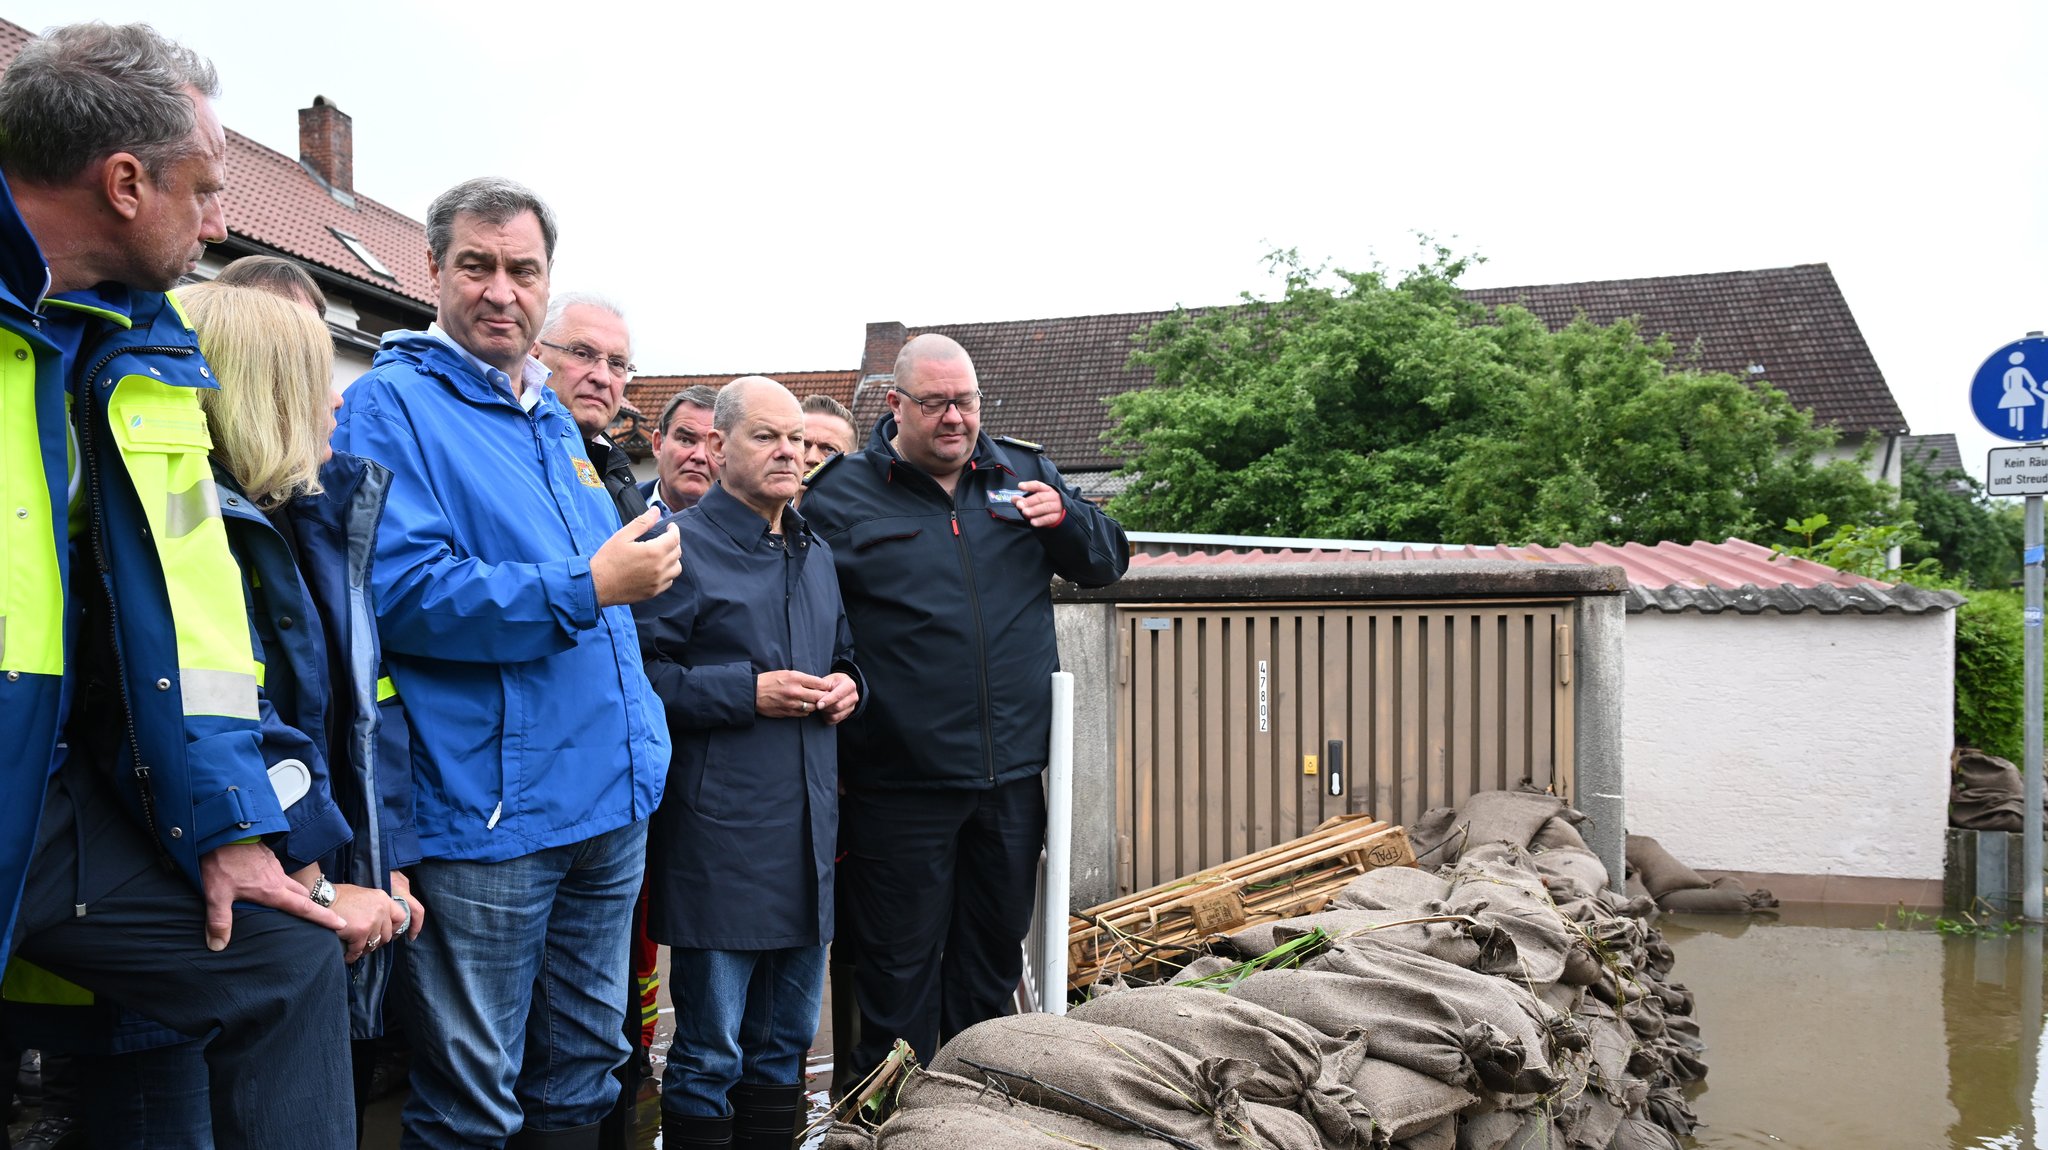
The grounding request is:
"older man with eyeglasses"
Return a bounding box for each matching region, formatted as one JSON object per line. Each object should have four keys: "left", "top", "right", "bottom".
{"left": 534, "top": 293, "right": 647, "bottom": 524}
{"left": 799, "top": 333, "right": 1129, "bottom": 1091}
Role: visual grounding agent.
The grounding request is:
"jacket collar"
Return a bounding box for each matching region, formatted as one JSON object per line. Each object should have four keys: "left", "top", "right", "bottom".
{"left": 375, "top": 329, "right": 566, "bottom": 418}
{"left": 698, "top": 481, "right": 808, "bottom": 551}
{"left": 0, "top": 167, "right": 51, "bottom": 316}
{"left": 859, "top": 411, "right": 1012, "bottom": 483}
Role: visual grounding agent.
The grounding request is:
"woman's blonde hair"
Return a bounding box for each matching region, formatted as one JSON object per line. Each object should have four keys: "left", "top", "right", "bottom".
{"left": 179, "top": 280, "right": 335, "bottom": 510}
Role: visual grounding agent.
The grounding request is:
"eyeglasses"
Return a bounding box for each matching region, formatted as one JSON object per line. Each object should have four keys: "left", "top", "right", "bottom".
{"left": 891, "top": 386, "right": 981, "bottom": 417}
{"left": 538, "top": 339, "right": 635, "bottom": 379}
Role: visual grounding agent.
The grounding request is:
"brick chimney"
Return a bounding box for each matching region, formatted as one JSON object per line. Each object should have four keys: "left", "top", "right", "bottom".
{"left": 860, "top": 321, "right": 906, "bottom": 380}
{"left": 298, "top": 96, "right": 353, "bottom": 200}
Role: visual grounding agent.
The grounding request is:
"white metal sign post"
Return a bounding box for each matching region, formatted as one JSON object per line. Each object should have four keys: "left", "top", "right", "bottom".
{"left": 1973, "top": 333, "right": 2048, "bottom": 921}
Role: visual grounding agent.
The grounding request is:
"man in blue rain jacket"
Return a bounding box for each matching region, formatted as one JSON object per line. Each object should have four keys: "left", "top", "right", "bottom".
{"left": 332, "top": 176, "right": 680, "bottom": 1150}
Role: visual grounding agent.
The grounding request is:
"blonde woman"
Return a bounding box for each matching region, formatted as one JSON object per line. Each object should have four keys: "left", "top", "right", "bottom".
{"left": 184, "top": 280, "right": 425, "bottom": 1135}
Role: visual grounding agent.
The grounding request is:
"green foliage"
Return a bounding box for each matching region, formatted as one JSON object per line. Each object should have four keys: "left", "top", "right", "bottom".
{"left": 1955, "top": 588, "right": 2027, "bottom": 764}
{"left": 1104, "top": 247, "right": 1900, "bottom": 545}
{"left": 1773, "top": 513, "right": 1942, "bottom": 582}
{"left": 1879, "top": 903, "right": 2023, "bottom": 935}
{"left": 1900, "top": 459, "right": 2023, "bottom": 588}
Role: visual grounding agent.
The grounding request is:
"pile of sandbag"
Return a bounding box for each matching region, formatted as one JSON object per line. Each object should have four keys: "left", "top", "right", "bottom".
{"left": 1623, "top": 835, "right": 1777, "bottom": 915}
{"left": 828, "top": 789, "right": 1708, "bottom": 1150}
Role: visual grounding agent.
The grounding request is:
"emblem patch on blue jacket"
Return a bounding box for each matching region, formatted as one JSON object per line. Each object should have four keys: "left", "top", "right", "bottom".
{"left": 573, "top": 458, "right": 603, "bottom": 488}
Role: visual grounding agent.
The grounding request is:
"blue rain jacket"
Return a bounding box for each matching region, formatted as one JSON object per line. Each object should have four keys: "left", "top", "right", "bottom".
{"left": 219, "top": 453, "right": 414, "bottom": 1036}
{"left": 332, "top": 332, "right": 666, "bottom": 862}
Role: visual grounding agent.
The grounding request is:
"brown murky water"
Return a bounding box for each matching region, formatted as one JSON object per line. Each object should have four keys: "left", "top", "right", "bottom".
{"left": 1667, "top": 905, "right": 2046, "bottom": 1150}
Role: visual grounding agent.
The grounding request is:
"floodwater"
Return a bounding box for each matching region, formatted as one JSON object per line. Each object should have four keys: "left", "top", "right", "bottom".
{"left": 1667, "top": 904, "right": 2048, "bottom": 1150}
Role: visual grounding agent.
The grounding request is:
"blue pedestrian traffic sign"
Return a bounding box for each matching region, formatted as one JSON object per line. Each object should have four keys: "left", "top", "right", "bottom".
{"left": 1972, "top": 336, "right": 2048, "bottom": 442}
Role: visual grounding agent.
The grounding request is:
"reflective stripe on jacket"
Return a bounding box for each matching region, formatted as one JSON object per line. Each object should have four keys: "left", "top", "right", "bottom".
{"left": 62, "top": 288, "right": 285, "bottom": 886}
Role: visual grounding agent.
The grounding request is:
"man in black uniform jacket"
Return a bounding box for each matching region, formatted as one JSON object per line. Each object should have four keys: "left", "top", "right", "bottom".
{"left": 800, "top": 333, "right": 1129, "bottom": 1085}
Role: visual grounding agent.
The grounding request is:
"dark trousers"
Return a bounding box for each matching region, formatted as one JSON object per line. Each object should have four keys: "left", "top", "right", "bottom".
{"left": 8, "top": 763, "right": 354, "bottom": 1150}
{"left": 837, "top": 775, "right": 1045, "bottom": 1083}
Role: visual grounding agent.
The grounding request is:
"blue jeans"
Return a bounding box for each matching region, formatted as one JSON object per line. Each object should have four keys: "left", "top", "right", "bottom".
{"left": 398, "top": 819, "right": 648, "bottom": 1149}
{"left": 662, "top": 945, "right": 826, "bottom": 1117}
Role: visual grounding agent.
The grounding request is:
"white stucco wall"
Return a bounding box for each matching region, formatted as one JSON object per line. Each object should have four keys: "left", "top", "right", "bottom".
{"left": 1622, "top": 609, "right": 1954, "bottom": 880}
{"left": 1818, "top": 430, "right": 1902, "bottom": 488}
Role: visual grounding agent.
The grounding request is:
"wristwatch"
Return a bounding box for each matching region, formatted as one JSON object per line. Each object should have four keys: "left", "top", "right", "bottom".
{"left": 308, "top": 875, "right": 337, "bottom": 908}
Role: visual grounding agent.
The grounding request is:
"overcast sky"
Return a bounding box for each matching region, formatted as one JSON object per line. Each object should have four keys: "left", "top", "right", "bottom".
{"left": 19, "top": 1, "right": 2047, "bottom": 478}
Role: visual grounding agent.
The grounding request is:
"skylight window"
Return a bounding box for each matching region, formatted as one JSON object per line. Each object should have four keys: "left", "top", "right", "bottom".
{"left": 329, "top": 227, "right": 395, "bottom": 280}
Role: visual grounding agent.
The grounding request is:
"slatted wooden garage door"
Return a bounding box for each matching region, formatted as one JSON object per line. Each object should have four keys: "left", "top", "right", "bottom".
{"left": 1115, "top": 601, "right": 1576, "bottom": 893}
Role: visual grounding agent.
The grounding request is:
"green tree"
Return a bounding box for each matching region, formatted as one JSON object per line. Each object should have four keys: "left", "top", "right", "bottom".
{"left": 1105, "top": 249, "right": 1898, "bottom": 546}
{"left": 1900, "top": 459, "right": 2022, "bottom": 587}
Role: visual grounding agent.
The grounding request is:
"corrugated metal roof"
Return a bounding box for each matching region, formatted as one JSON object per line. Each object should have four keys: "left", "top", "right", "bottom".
{"left": 1126, "top": 536, "right": 1962, "bottom": 615}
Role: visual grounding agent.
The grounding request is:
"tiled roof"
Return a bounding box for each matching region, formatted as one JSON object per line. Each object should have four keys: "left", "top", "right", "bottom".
{"left": 219, "top": 130, "right": 432, "bottom": 306}
{"left": 623, "top": 370, "right": 861, "bottom": 425}
{"left": 850, "top": 311, "right": 1177, "bottom": 470}
{"left": 1127, "top": 536, "right": 1962, "bottom": 616}
{"left": 1465, "top": 263, "right": 1905, "bottom": 435}
{"left": 1899, "top": 433, "right": 1965, "bottom": 478}
{"left": 0, "top": 19, "right": 432, "bottom": 309}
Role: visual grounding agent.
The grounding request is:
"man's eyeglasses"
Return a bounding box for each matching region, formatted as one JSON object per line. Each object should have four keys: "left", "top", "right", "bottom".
{"left": 891, "top": 386, "right": 982, "bottom": 417}
{"left": 538, "top": 340, "right": 635, "bottom": 379}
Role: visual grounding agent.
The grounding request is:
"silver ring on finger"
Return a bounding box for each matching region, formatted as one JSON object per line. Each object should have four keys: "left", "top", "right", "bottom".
{"left": 801, "top": 700, "right": 812, "bottom": 714}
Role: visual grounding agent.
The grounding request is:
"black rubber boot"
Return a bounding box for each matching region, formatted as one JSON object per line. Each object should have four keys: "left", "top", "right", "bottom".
{"left": 505, "top": 1120, "right": 601, "bottom": 1148}
{"left": 728, "top": 1082, "right": 805, "bottom": 1150}
{"left": 662, "top": 1109, "right": 734, "bottom": 1149}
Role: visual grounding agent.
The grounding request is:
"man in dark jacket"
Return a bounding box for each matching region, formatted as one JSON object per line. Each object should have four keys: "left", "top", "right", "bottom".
{"left": 536, "top": 292, "right": 647, "bottom": 523}
{"left": 800, "top": 335, "right": 1128, "bottom": 1086}
{"left": 634, "top": 377, "right": 862, "bottom": 1150}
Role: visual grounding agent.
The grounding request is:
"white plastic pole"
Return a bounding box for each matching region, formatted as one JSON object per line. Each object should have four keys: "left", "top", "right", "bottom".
{"left": 1040, "top": 671, "right": 1076, "bottom": 1014}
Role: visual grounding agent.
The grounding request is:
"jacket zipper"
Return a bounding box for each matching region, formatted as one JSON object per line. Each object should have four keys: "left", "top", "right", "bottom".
{"left": 79, "top": 342, "right": 196, "bottom": 863}
{"left": 947, "top": 504, "right": 997, "bottom": 783}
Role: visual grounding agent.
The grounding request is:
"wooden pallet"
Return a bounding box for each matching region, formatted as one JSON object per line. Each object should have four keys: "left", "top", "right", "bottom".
{"left": 1067, "top": 814, "right": 1415, "bottom": 990}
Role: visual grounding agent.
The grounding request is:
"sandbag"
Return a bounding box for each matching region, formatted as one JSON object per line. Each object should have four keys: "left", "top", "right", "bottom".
{"left": 894, "top": 1069, "right": 1183, "bottom": 1150}
{"left": 1227, "top": 968, "right": 1478, "bottom": 1087}
{"left": 930, "top": 1014, "right": 1252, "bottom": 1147}
{"left": 1227, "top": 909, "right": 1488, "bottom": 973}
{"left": 1657, "top": 880, "right": 1767, "bottom": 915}
{"left": 1457, "top": 1107, "right": 1563, "bottom": 1150}
{"left": 1069, "top": 985, "right": 1368, "bottom": 1147}
{"left": 930, "top": 1015, "right": 1324, "bottom": 1150}
{"left": 1332, "top": 865, "right": 1454, "bottom": 911}
{"left": 1170, "top": 955, "right": 1239, "bottom": 985}
{"left": 1443, "top": 847, "right": 1575, "bottom": 990}
{"left": 1622, "top": 836, "right": 1708, "bottom": 900}
{"left": 1951, "top": 748, "right": 2027, "bottom": 831}
{"left": 1529, "top": 816, "right": 1591, "bottom": 853}
{"left": 1606, "top": 1114, "right": 1682, "bottom": 1150}
{"left": 1347, "top": 1057, "right": 1477, "bottom": 1142}
{"left": 1409, "top": 807, "right": 1465, "bottom": 865}
{"left": 1529, "top": 846, "right": 1612, "bottom": 900}
{"left": 819, "top": 1122, "right": 877, "bottom": 1150}
{"left": 876, "top": 1104, "right": 1162, "bottom": 1150}
{"left": 1394, "top": 1114, "right": 1456, "bottom": 1150}
{"left": 1458, "top": 791, "right": 1566, "bottom": 851}
{"left": 1310, "top": 938, "right": 1571, "bottom": 1079}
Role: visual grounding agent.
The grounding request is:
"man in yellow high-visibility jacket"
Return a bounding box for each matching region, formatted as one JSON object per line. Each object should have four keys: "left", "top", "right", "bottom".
{"left": 0, "top": 24, "right": 354, "bottom": 1150}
